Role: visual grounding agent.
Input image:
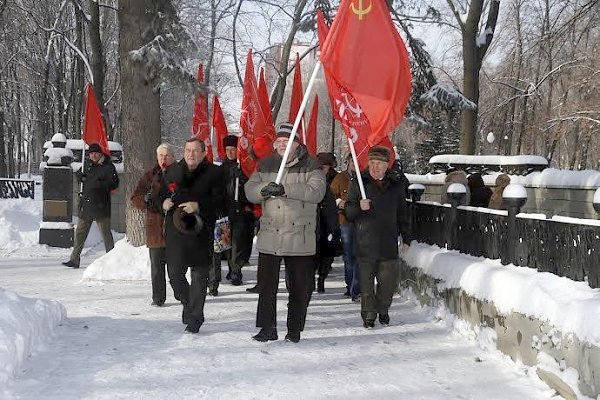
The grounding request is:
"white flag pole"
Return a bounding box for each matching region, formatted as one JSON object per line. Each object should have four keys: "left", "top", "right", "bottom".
{"left": 347, "top": 137, "right": 367, "bottom": 200}
{"left": 275, "top": 61, "right": 322, "bottom": 184}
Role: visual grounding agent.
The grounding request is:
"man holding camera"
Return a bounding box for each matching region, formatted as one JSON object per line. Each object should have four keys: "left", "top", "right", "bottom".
{"left": 130, "top": 143, "right": 176, "bottom": 307}
{"left": 159, "top": 138, "right": 224, "bottom": 334}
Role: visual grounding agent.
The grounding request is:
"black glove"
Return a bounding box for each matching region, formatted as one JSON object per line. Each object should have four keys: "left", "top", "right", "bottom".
{"left": 260, "top": 182, "right": 285, "bottom": 198}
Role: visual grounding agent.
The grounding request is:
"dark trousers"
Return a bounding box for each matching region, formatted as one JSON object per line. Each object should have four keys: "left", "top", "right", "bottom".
{"left": 256, "top": 253, "right": 312, "bottom": 333}
{"left": 149, "top": 247, "right": 167, "bottom": 304}
{"left": 208, "top": 250, "right": 222, "bottom": 291}
{"left": 227, "top": 212, "right": 255, "bottom": 281}
{"left": 358, "top": 258, "right": 399, "bottom": 322}
{"left": 167, "top": 263, "right": 209, "bottom": 326}
{"left": 70, "top": 217, "right": 114, "bottom": 262}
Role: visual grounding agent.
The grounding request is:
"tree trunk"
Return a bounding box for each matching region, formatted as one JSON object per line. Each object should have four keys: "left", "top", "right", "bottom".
{"left": 0, "top": 109, "right": 7, "bottom": 177}
{"left": 118, "top": 0, "right": 163, "bottom": 246}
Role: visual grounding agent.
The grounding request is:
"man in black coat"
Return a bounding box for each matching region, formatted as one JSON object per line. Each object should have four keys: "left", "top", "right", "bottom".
{"left": 160, "top": 138, "right": 224, "bottom": 333}
{"left": 345, "top": 146, "right": 412, "bottom": 328}
{"left": 63, "top": 142, "right": 119, "bottom": 268}
{"left": 218, "top": 135, "right": 255, "bottom": 288}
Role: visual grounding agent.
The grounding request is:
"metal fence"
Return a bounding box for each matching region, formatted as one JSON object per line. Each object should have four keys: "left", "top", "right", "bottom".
{"left": 0, "top": 178, "right": 35, "bottom": 199}
{"left": 409, "top": 202, "right": 600, "bottom": 288}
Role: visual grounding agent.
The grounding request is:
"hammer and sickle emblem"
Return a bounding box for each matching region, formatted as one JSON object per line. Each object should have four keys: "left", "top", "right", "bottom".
{"left": 350, "top": 0, "right": 372, "bottom": 20}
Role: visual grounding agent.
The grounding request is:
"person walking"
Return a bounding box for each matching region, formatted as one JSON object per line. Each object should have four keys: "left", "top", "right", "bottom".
{"left": 345, "top": 146, "right": 412, "bottom": 328}
{"left": 159, "top": 138, "right": 224, "bottom": 333}
{"left": 220, "top": 134, "right": 255, "bottom": 288}
{"left": 245, "top": 122, "right": 326, "bottom": 343}
{"left": 312, "top": 152, "right": 340, "bottom": 294}
{"left": 130, "top": 143, "right": 176, "bottom": 306}
{"left": 330, "top": 153, "right": 360, "bottom": 301}
{"left": 62, "top": 143, "right": 119, "bottom": 268}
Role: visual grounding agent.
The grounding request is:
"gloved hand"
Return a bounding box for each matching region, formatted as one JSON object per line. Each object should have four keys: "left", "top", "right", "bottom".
{"left": 232, "top": 167, "right": 242, "bottom": 179}
{"left": 260, "top": 182, "right": 285, "bottom": 198}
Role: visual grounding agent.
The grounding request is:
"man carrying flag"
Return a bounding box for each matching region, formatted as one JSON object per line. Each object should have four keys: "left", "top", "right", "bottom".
{"left": 63, "top": 84, "right": 118, "bottom": 268}
{"left": 62, "top": 142, "right": 119, "bottom": 268}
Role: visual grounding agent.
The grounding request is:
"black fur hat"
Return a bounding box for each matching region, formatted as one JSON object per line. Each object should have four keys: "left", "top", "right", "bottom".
{"left": 223, "top": 135, "right": 238, "bottom": 148}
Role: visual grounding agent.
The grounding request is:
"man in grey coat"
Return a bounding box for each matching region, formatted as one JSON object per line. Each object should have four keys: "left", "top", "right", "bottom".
{"left": 245, "top": 122, "right": 326, "bottom": 343}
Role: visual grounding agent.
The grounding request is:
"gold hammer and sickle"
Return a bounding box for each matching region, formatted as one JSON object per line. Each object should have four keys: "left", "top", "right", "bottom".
{"left": 350, "top": 0, "right": 372, "bottom": 20}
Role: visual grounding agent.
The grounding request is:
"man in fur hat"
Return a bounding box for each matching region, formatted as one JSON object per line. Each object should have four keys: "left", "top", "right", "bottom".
{"left": 345, "top": 146, "right": 412, "bottom": 329}
{"left": 211, "top": 134, "right": 255, "bottom": 294}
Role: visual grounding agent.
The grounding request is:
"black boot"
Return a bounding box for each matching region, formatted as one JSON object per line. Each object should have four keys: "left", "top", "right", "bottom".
{"left": 252, "top": 327, "right": 278, "bottom": 342}
{"left": 363, "top": 320, "right": 375, "bottom": 329}
{"left": 246, "top": 285, "right": 258, "bottom": 293}
{"left": 285, "top": 331, "right": 301, "bottom": 343}
{"left": 379, "top": 312, "right": 390, "bottom": 326}
{"left": 182, "top": 305, "right": 189, "bottom": 325}
{"left": 62, "top": 260, "right": 80, "bottom": 269}
{"left": 317, "top": 277, "right": 325, "bottom": 293}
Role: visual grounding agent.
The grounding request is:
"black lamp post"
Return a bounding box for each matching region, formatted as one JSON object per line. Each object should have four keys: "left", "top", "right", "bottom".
{"left": 501, "top": 183, "right": 527, "bottom": 266}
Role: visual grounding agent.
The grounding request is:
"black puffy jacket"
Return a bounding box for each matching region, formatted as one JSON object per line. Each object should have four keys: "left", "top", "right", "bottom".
{"left": 345, "top": 170, "right": 412, "bottom": 260}
{"left": 77, "top": 157, "right": 119, "bottom": 220}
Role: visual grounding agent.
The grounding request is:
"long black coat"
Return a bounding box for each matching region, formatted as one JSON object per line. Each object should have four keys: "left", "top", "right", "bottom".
{"left": 345, "top": 170, "right": 412, "bottom": 260}
{"left": 221, "top": 158, "right": 253, "bottom": 217}
{"left": 77, "top": 158, "right": 119, "bottom": 220}
{"left": 318, "top": 170, "right": 341, "bottom": 257}
{"left": 160, "top": 159, "right": 224, "bottom": 267}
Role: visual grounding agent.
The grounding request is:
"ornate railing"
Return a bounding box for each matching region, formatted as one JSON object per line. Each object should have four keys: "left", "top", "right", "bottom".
{"left": 409, "top": 202, "right": 600, "bottom": 288}
{"left": 0, "top": 178, "right": 35, "bottom": 199}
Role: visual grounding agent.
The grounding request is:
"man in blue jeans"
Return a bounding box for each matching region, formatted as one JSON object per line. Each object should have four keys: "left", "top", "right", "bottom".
{"left": 330, "top": 154, "right": 360, "bottom": 301}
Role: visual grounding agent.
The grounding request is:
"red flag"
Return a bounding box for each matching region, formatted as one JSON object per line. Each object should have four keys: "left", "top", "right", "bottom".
{"left": 82, "top": 83, "right": 109, "bottom": 155}
{"left": 317, "top": 10, "right": 393, "bottom": 170}
{"left": 288, "top": 53, "right": 305, "bottom": 139}
{"left": 305, "top": 95, "right": 318, "bottom": 155}
{"left": 239, "top": 50, "right": 271, "bottom": 176}
{"left": 320, "top": 0, "right": 411, "bottom": 146}
{"left": 212, "top": 95, "right": 228, "bottom": 161}
{"left": 192, "top": 64, "right": 212, "bottom": 162}
{"left": 258, "top": 68, "right": 275, "bottom": 137}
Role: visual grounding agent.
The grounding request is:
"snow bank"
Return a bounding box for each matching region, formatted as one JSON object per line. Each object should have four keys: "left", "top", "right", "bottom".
{"left": 82, "top": 238, "right": 150, "bottom": 282}
{"left": 402, "top": 243, "right": 600, "bottom": 347}
{"left": 0, "top": 199, "right": 43, "bottom": 256}
{"left": 0, "top": 288, "right": 66, "bottom": 386}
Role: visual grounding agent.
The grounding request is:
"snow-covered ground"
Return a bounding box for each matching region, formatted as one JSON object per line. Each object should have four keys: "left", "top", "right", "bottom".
{"left": 0, "top": 181, "right": 568, "bottom": 399}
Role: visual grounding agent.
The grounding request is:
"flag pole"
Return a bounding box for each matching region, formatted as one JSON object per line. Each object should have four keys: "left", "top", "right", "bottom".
{"left": 275, "top": 61, "right": 322, "bottom": 184}
{"left": 347, "top": 137, "right": 367, "bottom": 200}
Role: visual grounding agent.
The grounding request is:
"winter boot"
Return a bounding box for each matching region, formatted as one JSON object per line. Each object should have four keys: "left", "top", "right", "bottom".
{"left": 62, "top": 260, "right": 80, "bottom": 269}
{"left": 363, "top": 320, "right": 375, "bottom": 329}
{"left": 252, "top": 327, "right": 278, "bottom": 342}
{"left": 285, "top": 331, "right": 301, "bottom": 343}
{"left": 317, "top": 277, "right": 325, "bottom": 293}
{"left": 379, "top": 312, "right": 390, "bottom": 326}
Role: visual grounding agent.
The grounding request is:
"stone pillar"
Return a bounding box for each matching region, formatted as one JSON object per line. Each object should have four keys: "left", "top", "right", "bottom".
{"left": 39, "top": 134, "right": 75, "bottom": 248}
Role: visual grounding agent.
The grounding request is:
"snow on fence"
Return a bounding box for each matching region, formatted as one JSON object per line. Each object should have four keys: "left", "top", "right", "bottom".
{"left": 0, "top": 178, "right": 35, "bottom": 199}
{"left": 408, "top": 201, "right": 600, "bottom": 288}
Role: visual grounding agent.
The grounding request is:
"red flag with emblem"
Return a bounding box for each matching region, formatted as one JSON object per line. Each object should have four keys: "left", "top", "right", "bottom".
{"left": 317, "top": 10, "right": 394, "bottom": 170}
{"left": 239, "top": 50, "right": 271, "bottom": 176}
{"left": 305, "top": 95, "right": 318, "bottom": 155}
{"left": 82, "top": 83, "right": 109, "bottom": 155}
{"left": 192, "top": 64, "right": 212, "bottom": 162}
{"left": 212, "top": 95, "right": 228, "bottom": 161}
{"left": 288, "top": 53, "right": 305, "bottom": 139}
{"left": 320, "top": 0, "right": 411, "bottom": 146}
{"left": 258, "top": 68, "right": 275, "bottom": 138}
